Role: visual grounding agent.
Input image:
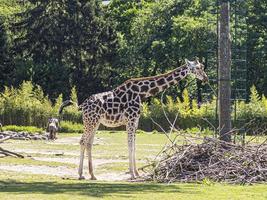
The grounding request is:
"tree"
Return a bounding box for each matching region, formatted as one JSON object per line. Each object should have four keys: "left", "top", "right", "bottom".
{"left": 13, "top": 0, "right": 118, "bottom": 103}
{"left": 108, "top": 0, "right": 216, "bottom": 100}
{"left": 246, "top": 0, "right": 267, "bottom": 96}
{"left": 0, "top": 16, "right": 14, "bottom": 91}
{"left": 218, "top": 1, "right": 231, "bottom": 142}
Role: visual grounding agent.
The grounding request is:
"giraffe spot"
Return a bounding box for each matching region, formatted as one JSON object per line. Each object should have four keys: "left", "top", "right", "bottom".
{"left": 114, "top": 97, "right": 120, "bottom": 103}
{"left": 126, "top": 82, "right": 132, "bottom": 88}
{"left": 131, "top": 106, "right": 139, "bottom": 112}
{"left": 150, "top": 82, "right": 156, "bottom": 88}
{"left": 108, "top": 103, "right": 113, "bottom": 107}
{"left": 175, "top": 77, "right": 181, "bottom": 81}
{"left": 120, "top": 85, "right": 127, "bottom": 91}
{"left": 132, "top": 93, "right": 137, "bottom": 100}
{"left": 131, "top": 85, "right": 139, "bottom": 92}
{"left": 150, "top": 87, "right": 159, "bottom": 95}
{"left": 169, "top": 81, "right": 175, "bottom": 86}
{"left": 140, "top": 85, "right": 149, "bottom": 92}
{"left": 162, "top": 84, "right": 168, "bottom": 90}
{"left": 144, "top": 81, "right": 150, "bottom": 85}
{"left": 139, "top": 94, "right": 146, "bottom": 101}
{"left": 103, "top": 103, "right": 107, "bottom": 110}
{"left": 117, "top": 91, "right": 124, "bottom": 97}
{"left": 127, "top": 92, "right": 133, "bottom": 101}
{"left": 181, "top": 71, "right": 185, "bottom": 76}
{"left": 113, "top": 103, "right": 119, "bottom": 108}
{"left": 115, "top": 115, "right": 120, "bottom": 121}
{"left": 121, "top": 94, "right": 127, "bottom": 102}
{"left": 157, "top": 78, "right": 166, "bottom": 86}
{"left": 119, "top": 104, "right": 124, "bottom": 111}
{"left": 137, "top": 82, "right": 144, "bottom": 86}
{"left": 113, "top": 108, "right": 118, "bottom": 114}
{"left": 167, "top": 75, "right": 173, "bottom": 82}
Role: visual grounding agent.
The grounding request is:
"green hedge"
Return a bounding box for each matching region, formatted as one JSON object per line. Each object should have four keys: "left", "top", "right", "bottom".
{"left": 0, "top": 82, "right": 267, "bottom": 132}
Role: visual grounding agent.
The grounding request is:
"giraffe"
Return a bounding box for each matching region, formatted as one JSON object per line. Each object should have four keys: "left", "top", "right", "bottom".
{"left": 59, "top": 58, "right": 208, "bottom": 180}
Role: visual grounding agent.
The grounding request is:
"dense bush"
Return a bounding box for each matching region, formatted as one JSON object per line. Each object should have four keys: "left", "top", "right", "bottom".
{"left": 0, "top": 81, "right": 266, "bottom": 132}
{"left": 59, "top": 121, "right": 83, "bottom": 133}
{"left": 2, "top": 125, "right": 43, "bottom": 133}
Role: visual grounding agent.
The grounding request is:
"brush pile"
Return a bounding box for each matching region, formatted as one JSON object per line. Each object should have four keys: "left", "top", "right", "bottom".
{"left": 144, "top": 136, "right": 267, "bottom": 184}
{"left": 0, "top": 131, "right": 49, "bottom": 141}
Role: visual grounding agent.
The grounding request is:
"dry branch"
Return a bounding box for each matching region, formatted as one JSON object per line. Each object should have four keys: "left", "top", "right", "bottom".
{"left": 0, "top": 131, "right": 50, "bottom": 158}
{"left": 143, "top": 134, "right": 267, "bottom": 184}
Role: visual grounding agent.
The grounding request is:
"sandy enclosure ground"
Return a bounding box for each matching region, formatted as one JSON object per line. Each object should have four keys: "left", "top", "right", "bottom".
{"left": 0, "top": 135, "right": 146, "bottom": 181}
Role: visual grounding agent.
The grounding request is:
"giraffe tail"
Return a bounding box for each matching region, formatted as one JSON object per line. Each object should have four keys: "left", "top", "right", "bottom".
{"left": 58, "top": 100, "right": 79, "bottom": 115}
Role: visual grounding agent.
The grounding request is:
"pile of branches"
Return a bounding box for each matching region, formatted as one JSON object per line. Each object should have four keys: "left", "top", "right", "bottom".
{"left": 0, "top": 131, "right": 49, "bottom": 141}
{"left": 0, "top": 131, "right": 49, "bottom": 158}
{"left": 143, "top": 135, "right": 267, "bottom": 184}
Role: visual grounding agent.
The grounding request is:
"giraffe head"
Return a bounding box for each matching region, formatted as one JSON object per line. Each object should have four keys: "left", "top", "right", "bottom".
{"left": 185, "top": 58, "right": 208, "bottom": 83}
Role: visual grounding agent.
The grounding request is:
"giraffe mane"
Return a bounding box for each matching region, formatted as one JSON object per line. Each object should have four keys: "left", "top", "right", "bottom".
{"left": 124, "top": 64, "right": 187, "bottom": 84}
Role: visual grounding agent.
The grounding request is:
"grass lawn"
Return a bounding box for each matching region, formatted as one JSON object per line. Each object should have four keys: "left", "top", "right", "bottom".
{"left": 0, "top": 131, "right": 266, "bottom": 200}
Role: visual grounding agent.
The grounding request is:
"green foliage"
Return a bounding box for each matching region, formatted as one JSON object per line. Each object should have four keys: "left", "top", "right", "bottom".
{"left": 2, "top": 125, "right": 42, "bottom": 133}
{"left": 13, "top": 0, "right": 119, "bottom": 102}
{"left": 59, "top": 121, "right": 83, "bottom": 133}
{"left": 0, "top": 81, "right": 54, "bottom": 127}
{"left": 0, "top": 16, "right": 14, "bottom": 91}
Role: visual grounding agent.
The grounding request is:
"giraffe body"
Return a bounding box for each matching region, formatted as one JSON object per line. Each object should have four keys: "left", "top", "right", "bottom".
{"left": 59, "top": 59, "right": 208, "bottom": 180}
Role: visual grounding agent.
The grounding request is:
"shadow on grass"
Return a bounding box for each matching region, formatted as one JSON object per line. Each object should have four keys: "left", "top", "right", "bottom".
{"left": 0, "top": 180, "right": 198, "bottom": 198}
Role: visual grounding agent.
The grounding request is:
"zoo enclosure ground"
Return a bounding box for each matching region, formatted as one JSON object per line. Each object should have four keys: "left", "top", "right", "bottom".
{"left": 0, "top": 131, "right": 266, "bottom": 200}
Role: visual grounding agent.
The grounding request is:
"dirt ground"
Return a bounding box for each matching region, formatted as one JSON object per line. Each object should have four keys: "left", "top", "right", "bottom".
{"left": 0, "top": 135, "right": 136, "bottom": 181}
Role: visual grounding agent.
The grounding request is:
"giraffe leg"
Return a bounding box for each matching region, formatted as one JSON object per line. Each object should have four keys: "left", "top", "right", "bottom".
{"left": 78, "top": 144, "right": 86, "bottom": 180}
{"left": 132, "top": 136, "right": 140, "bottom": 177}
{"left": 127, "top": 132, "right": 134, "bottom": 179}
{"left": 86, "top": 133, "right": 97, "bottom": 180}
{"left": 127, "top": 120, "right": 139, "bottom": 179}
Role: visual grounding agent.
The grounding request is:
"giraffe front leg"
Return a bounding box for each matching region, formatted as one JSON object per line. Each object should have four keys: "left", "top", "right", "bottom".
{"left": 127, "top": 132, "right": 135, "bottom": 179}
{"left": 127, "top": 119, "right": 139, "bottom": 179}
{"left": 132, "top": 136, "right": 140, "bottom": 177}
{"left": 78, "top": 144, "right": 86, "bottom": 180}
{"left": 86, "top": 140, "right": 97, "bottom": 180}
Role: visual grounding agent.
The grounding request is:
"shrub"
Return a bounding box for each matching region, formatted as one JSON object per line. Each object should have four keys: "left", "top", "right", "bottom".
{"left": 59, "top": 121, "right": 83, "bottom": 133}
{"left": 2, "top": 125, "right": 43, "bottom": 133}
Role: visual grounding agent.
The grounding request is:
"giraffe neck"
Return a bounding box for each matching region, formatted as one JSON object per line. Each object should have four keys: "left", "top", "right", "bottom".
{"left": 144, "top": 64, "right": 190, "bottom": 97}
{"left": 117, "top": 64, "right": 191, "bottom": 99}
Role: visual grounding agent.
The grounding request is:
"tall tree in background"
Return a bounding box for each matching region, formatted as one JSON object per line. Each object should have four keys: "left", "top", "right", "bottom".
{"left": 247, "top": 0, "right": 267, "bottom": 96}
{"left": 0, "top": 17, "right": 14, "bottom": 91}
{"left": 108, "top": 0, "right": 216, "bottom": 100}
{"left": 67, "top": 0, "right": 118, "bottom": 103}
{"left": 13, "top": 0, "right": 118, "bottom": 103}
{"left": 13, "top": 0, "right": 72, "bottom": 100}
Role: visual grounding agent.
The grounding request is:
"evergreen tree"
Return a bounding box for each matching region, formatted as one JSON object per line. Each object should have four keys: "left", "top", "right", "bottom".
{"left": 0, "top": 17, "right": 14, "bottom": 91}
{"left": 13, "top": 0, "right": 118, "bottom": 103}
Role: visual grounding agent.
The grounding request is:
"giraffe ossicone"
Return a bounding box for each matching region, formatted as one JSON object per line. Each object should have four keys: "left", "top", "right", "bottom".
{"left": 59, "top": 58, "right": 208, "bottom": 180}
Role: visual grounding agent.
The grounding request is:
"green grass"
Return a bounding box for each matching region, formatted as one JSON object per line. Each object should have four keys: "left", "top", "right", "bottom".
{"left": 0, "top": 172, "right": 266, "bottom": 200}
{"left": 0, "top": 157, "right": 76, "bottom": 168}
{"left": 0, "top": 131, "right": 266, "bottom": 200}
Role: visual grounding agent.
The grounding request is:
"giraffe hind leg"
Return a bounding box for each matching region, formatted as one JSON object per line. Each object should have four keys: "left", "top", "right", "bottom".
{"left": 78, "top": 144, "right": 86, "bottom": 180}
{"left": 127, "top": 119, "right": 139, "bottom": 179}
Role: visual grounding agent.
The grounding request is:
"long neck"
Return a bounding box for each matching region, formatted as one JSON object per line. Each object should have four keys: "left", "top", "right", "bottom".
{"left": 144, "top": 65, "right": 190, "bottom": 97}
{"left": 117, "top": 64, "right": 190, "bottom": 99}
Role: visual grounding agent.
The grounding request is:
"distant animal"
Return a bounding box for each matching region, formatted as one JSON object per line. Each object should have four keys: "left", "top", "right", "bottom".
{"left": 47, "top": 118, "right": 59, "bottom": 140}
{"left": 59, "top": 58, "right": 208, "bottom": 180}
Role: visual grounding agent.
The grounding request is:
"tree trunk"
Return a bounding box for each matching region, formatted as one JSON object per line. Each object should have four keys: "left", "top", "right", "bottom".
{"left": 218, "top": 1, "right": 232, "bottom": 142}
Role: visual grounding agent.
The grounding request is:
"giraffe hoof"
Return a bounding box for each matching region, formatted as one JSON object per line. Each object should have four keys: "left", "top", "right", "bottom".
{"left": 78, "top": 176, "right": 85, "bottom": 180}
{"left": 90, "top": 176, "right": 97, "bottom": 180}
{"left": 134, "top": 171, "right": 140, "bottom": 177}
{"left": 129, "top": 175, "right": 136, "bottom": 180}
